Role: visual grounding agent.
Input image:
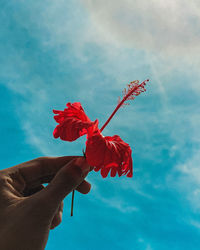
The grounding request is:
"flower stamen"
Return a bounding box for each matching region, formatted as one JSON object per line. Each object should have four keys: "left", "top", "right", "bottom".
{"left": 100, "top": 79, "right": 149, "bottom": 132}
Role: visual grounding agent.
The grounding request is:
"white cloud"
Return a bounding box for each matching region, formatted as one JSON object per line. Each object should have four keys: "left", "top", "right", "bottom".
{"left": 22, "top": 121, "right": 52, "bottom": 156}
{"left": 82, "top": 0, "right": 200, "bottom": 57}
{"left": 177, "top": 152, "right": 200, "bottom": 183}
{"left": 190, "top": 220, "right": 200, "bottom": 230}
{"left": 93, "top": 192, "right": 139, "bottom": 213}
{"left": 167, "top": 150, "right": 200, "bottom": 211}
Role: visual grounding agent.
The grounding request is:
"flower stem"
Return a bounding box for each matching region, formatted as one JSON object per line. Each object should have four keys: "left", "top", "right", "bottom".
{"left": 100, "top": 79, "right": 149, "bottom": 132}
{"left": 71, "top": 190, "right": 75, "bottom": 216}
{"left": 70, "top": 150, "right": 86, "bottom": 217}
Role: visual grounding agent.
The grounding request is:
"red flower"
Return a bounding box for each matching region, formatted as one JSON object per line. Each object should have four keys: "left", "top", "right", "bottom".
{"left": 53, "top": 105, "right": 133, "bottom": 177}
{"left": 53, "top": 79, "right": 149, "bottom": 178}
{"left": 85, "top": 122, "right": 133, "bottom": 178}
{"left": 53, "top": 102, "right": 95, "bottom": 141}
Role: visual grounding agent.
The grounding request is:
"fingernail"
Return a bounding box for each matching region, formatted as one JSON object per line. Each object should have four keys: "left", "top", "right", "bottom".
{"left": 74, "top": 157, "right": 90, "bottom": 175}
{"left": 58, "top": 211, "right": 63, "bottom": 221}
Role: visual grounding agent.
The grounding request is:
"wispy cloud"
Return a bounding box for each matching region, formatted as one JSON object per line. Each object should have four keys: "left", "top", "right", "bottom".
{"left": 169, "top": 149, "right": 200, "bottom": 211}
{"left": 82, "top": 0, "right": 200, "bottom": 57}
{"left": 94, "top": 193, "right": 139, "bottom": 213}
{"left": 191, "top": 220, "right": 200, "bottom": 230}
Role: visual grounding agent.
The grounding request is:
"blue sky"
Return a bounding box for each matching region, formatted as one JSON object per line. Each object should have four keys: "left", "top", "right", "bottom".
{"left": 0, "top": 0, "right": 200, "bottom": 249}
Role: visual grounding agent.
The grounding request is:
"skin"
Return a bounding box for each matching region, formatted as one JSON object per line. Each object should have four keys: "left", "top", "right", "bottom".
{"left": 0, "top": 156, "right": 91, "bottom": 250}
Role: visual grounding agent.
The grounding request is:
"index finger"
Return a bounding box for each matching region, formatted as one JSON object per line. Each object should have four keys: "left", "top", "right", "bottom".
{"left": 6, "top": 156, "right": 80, "bottom": 188}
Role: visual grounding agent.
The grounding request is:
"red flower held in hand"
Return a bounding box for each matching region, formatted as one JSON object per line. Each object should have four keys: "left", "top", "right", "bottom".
{"left": 53, "top": 79, "right": 149, "bottom": 178}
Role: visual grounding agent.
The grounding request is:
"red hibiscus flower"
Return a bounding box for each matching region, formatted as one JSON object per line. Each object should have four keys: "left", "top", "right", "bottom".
{"left": 53, "top": 79, "right": 149, "bottom": 178}
{"left": 85, "top": 124, "right": 133, "bottom": 178}
{"left": 53, "top": 102, "right": 95, "bottom": 141}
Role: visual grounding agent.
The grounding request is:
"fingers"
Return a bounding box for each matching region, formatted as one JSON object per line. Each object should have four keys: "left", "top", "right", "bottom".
{"left": 23, "top": 181, "right": 91, "bottom": 196}
{"left": 23, "top": 185, "right": 44, "bottom": 197}
{"left": 21, "top": 181, "right": 90, "bottom": 230}
{"left": 9, "top": 156, "right": 79, "bottom": 189}
{"left": 50, "top": 201, "right": 64, "bottom": 230}
{"left": 34, "top": 157, "right": 91, "bottom": 210}
{"left": 23, "top": 181, "right": 91, "bottom": 197}
{"left": 49, "top": 181, "right": 91, "bottom": 230}
{"left": 76, "top": 180, "right": 91, "bottom": 194}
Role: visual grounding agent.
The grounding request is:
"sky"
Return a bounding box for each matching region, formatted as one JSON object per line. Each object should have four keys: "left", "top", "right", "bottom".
{"left": 0, "top": 0, "right": 200, "bottom": 249}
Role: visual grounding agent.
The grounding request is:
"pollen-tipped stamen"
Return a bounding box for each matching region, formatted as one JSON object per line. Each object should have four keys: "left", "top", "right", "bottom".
{"left": 100, "top": 79, "right": 149, "bottom": 132}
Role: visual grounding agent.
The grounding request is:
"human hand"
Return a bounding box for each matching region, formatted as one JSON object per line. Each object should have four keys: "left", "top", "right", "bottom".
{"left": 0, "top": 156, "right": 91, "bottom": 250}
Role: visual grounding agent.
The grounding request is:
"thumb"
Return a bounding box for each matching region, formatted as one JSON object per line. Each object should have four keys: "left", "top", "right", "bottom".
{"left": 35, "top": 157, "right": 90, "bottom": 210}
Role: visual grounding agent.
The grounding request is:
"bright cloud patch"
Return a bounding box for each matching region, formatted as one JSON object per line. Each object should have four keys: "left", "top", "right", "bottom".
{"left": 172, "top": 151, "right": 200, "bottom": 211}
{"left": 82, "top": 0, "right": 200, "bottom": 55}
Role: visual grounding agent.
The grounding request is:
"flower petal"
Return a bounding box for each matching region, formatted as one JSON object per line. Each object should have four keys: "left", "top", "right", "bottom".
{"left": 53, "top": 102, "right": 95, "bottom": 141}
{"left": 86, "top": 131, "right": 133, "bottom": 178}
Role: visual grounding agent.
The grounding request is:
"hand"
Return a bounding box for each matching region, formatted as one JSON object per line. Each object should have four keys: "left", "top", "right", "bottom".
{"left": 0, "top": 156, "right": 91, "bottom": 250}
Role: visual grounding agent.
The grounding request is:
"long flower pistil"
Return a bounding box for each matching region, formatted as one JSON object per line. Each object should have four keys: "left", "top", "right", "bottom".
{"left": 100, "top": 79, "right": 149, "bottom": 132}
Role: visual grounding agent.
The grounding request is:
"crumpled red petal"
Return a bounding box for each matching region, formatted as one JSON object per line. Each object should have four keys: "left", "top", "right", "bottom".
{"left": 85, "top": 127, "right": 133, "bottom": 178}
{"left": 53, "top": 102, "right": 95, "bottom": 141}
